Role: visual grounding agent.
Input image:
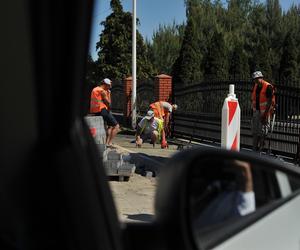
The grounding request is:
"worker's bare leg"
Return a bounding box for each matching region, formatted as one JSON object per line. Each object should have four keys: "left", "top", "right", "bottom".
{"left": 107, "top": 124, "right": 120, "bottom": 146}
{"left": 258, "top": 136, "right": 264, "bottom": 152}
{"left": 160, "top": 129, "right": 168, "bottom": 148}
{"left": 106, "top": 127, "right": 113, "bottom": 145}
{"left": 252, "top": 111, "right": 261, "bottom": 152}
{"left": 151, "top": 131, "right": 158, "bottom": 148}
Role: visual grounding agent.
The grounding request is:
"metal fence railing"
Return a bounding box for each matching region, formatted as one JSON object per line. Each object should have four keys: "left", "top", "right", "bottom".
{"left": 111, "top": 79, "right": 155, "bottom": 117}
{"left": 110, "top": 78, "right": 300, "bottom": 161}
{"left": 172, "top": 80, "right": 300, "bottom": 161}
{"left": 136, "top": 79, "right": 155, "bottom": 116}
{"left": 110, "top": 79, "right": 124, "bottom": 113}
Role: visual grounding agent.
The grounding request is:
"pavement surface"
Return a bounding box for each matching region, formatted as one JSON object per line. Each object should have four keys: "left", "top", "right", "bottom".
{"left": 109, "top": 173, "right": 157, "bottom": 223}
{"left": 108, "top": 134, "right": 179, "bottom": 223}
{"left": 107, "top": 132, "right": 297, "bottom": 223}
{"left": 112, "top": 134, "right": 179, "bottom": 158}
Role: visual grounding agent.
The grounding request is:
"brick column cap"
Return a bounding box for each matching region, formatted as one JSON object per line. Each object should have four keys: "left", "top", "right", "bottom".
{"left": 125, "top": 76, "right": 133, "bottom": 80}
{"left": 156, "top": 74, "right": 172, "bottom": 79}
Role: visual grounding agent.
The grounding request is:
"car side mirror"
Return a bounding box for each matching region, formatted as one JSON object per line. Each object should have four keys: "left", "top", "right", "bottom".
{"left": 155, "top": 147, "right": 300, "bottom": 250}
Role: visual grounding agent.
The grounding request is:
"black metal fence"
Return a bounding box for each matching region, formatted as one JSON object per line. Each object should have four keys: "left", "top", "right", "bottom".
{"left": 172, "top": 80, "right": 300, "bottom": 160}
{"left": 111, "top": 79, "right": 155, "bottom": 116}
{"left": 110, "top": 79, "right": 124, "bottom": 113}
{"left": 136, "top": 79, "right": 156, "bottom": 115}
{"left": 110, "top": 78, "right": 300, "bottom": 161}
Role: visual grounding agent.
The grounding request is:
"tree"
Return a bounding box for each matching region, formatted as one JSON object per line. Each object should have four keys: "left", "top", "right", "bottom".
{"left": 86, "top": 53, "right": 98, "bottom": 86}
{"left": 245, "top": 3, "right": 272, "bottom": 79}
{"left": 282, "top": 4, "right": 300, "bottom": 83}
{"left": 228, "top": 40, "right": 250, "bottom": 79}
{"left": 177, "top": 0, "right": 300, "bottom": 83}
{"left": 222, "top": 0, "right": 253, "bottom": 79}
{"left": 96, "top": 0, "right": 154, "bottom": 79}
{"left": 266, "top": 0, "right": 283, "bottom": 80}
{"left": 146, "top": 22, "right": 184, "bottom": 75}
{"left": 84, "top": 54, "right": 98, "bottom": 114}
{"left": 203, "top": 30, "right": 229, "bottom": 79}
{"left": 226, "top": 0, "right": 252, "bottom": 32}
{"left": 173, "top": 0, "right": 217, "bottom": 85}
{"left": 279, "top": 31, "right": 298, "bottom": 82}
{"left": 172, "top": 12, "right": 202, "bottom": 85}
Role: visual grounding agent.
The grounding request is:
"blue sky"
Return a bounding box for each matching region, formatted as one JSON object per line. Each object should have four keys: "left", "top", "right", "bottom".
{"left": 89, "top": 0, "right": 300, "bottom": 60}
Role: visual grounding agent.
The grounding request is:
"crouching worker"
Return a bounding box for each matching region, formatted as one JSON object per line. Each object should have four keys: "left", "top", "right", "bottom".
{"left": 135, "top": 110, "right": 167, "bottom": 148}
{"left": 149, "top": 101, "right": 178, "bottom": 137}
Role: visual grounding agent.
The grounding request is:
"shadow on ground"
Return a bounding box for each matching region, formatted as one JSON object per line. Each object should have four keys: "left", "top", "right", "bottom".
{"left": 125, "top": 213, "right": 154, "bottom": 222}
{"left": 129, "top": 153, "right": 169, "bottom": 177}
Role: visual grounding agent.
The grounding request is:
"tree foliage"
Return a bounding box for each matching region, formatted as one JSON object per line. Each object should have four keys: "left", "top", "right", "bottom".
{"left": 173, "top": 0, "right": 218, "bottom": 85}
{"left": 146, "top": 21, "right": 184, "bottom": 75}
{"left": 95, "top": 0, "right": 154, "bottom": 80}
{"left": 86, "top": 53, "right": 97, "bottom": 86}
{"left": 280, "top": 31, "right": 298, "bottom": 81}
{"left": 90, "top": 0, "right": 300, "bottom": 86}
{"left": 171, "top": 0, "right": 300, "bottom": 85}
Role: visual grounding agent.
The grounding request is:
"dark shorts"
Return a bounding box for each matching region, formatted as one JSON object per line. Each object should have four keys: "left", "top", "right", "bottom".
{"left": 95, "top": 109, "right": 118, "bottom": 127}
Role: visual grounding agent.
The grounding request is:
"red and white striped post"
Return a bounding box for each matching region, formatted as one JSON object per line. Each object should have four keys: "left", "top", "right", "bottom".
{"left": 221, "top": 84, "right": 241, "bottom": 151}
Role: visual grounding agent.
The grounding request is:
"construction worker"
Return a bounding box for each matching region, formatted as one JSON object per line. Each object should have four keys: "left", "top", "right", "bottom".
{"left": 90, "top": 78, "right": 120, "bottom": 147}
{"left": 149, "top": 101, "right": 178, "bottom": 136}
{"left": 251, "top": 71, "right": 275, "bottom": 152}
{"left": 135, "top": 110, "right": 166, "bottom": 148}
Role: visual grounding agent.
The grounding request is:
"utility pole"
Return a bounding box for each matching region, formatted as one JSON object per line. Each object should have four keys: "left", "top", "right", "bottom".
{"left": 131, "top": 0, "right": 137, "bottom": 129}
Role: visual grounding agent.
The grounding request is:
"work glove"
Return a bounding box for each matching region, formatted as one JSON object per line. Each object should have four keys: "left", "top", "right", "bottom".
{"left": 161, "top": 140, "right": 168, "bottom": 149}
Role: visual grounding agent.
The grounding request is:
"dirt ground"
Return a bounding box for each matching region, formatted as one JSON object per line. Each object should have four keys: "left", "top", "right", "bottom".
{"left": 106, "top": 134, "right": 179, "bottom": 223}
{"left": 108, "top": 173, "right": 157, "bottom": 222}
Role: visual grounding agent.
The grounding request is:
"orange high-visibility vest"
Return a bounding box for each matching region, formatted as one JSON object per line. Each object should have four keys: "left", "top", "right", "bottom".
{"left": 90, "top": 86, "right": 111, "bottom": 113}
{"left": 149, "top": 101, "right": 166, "bottom": 119}
{"left": 251, "top": 79, "right": 275, "bottom": 116}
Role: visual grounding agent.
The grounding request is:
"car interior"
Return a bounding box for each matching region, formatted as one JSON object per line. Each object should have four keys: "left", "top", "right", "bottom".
{"left": 2, "top": 1, "right": 300, "bottom": 250}
{"left": 1, "top": 1, "right": 124, "bottom": 250}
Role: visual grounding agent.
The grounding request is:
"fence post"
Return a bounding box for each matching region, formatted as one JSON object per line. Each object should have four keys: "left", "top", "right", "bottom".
{"left": 155, "top": 74, "right": 172, "bottom": 102}
{"left": 221, "top": 85, "right": 241, "bottom": 151}
{"left": 123, "top": 76, "right": 132, "bottom": 126}
{"left": 296, "top": 131, "right": 300, "bottom": 164}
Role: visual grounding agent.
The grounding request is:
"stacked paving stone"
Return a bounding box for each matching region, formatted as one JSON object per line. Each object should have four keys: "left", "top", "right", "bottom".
{"left": 104, "top": 150, "right": 136, "bottom": 181}
{"left": 85, "top": 115, "right": 136, "bottom": 181}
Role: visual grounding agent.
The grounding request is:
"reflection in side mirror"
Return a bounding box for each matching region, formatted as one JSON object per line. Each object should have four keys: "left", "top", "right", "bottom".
{"left": 188, "top": 156, "right": 300, "bottom": 250}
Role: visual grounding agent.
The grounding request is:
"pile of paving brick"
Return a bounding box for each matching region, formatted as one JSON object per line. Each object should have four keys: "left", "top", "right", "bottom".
{"left": 104, "top": 150, "right": 135, "bottom": 181}
{"left": 85, "top": 115, "right": 136, "bottom": 181}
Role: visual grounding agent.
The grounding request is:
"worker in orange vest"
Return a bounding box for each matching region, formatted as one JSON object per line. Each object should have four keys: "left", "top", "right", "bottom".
{"left": 90, "top": 78, "right": 119, "bottom": 147}
{"left": 149, "top": 101, "right": 178, "bottom": 148}
{"left": 251, "top": 71, "right": 275, "bottom": 152}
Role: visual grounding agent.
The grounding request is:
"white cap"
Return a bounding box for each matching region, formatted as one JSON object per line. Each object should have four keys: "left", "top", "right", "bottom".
{"left": 172, "top": 104, "right": 178, "bottom": 111}
{"left": 252, "top": 71, "right": 263, "bottom": 79}
{"left": 103, "top": 78, "right": 112, "bottom": 85}
{"left": 145, "top": 110, "right": 154, "bottom": 120}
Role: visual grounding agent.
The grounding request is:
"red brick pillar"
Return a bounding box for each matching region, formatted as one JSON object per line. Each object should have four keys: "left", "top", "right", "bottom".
{"left": 123, "top": 77, "right": 132, "bottom": 124}
{"left": 154, "top": 74, "right": 173, "bottom": 102}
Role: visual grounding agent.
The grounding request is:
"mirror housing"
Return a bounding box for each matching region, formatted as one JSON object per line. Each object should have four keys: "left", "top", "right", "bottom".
{"left": 155, "top": 147, "right": 300, "bottom": 250}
